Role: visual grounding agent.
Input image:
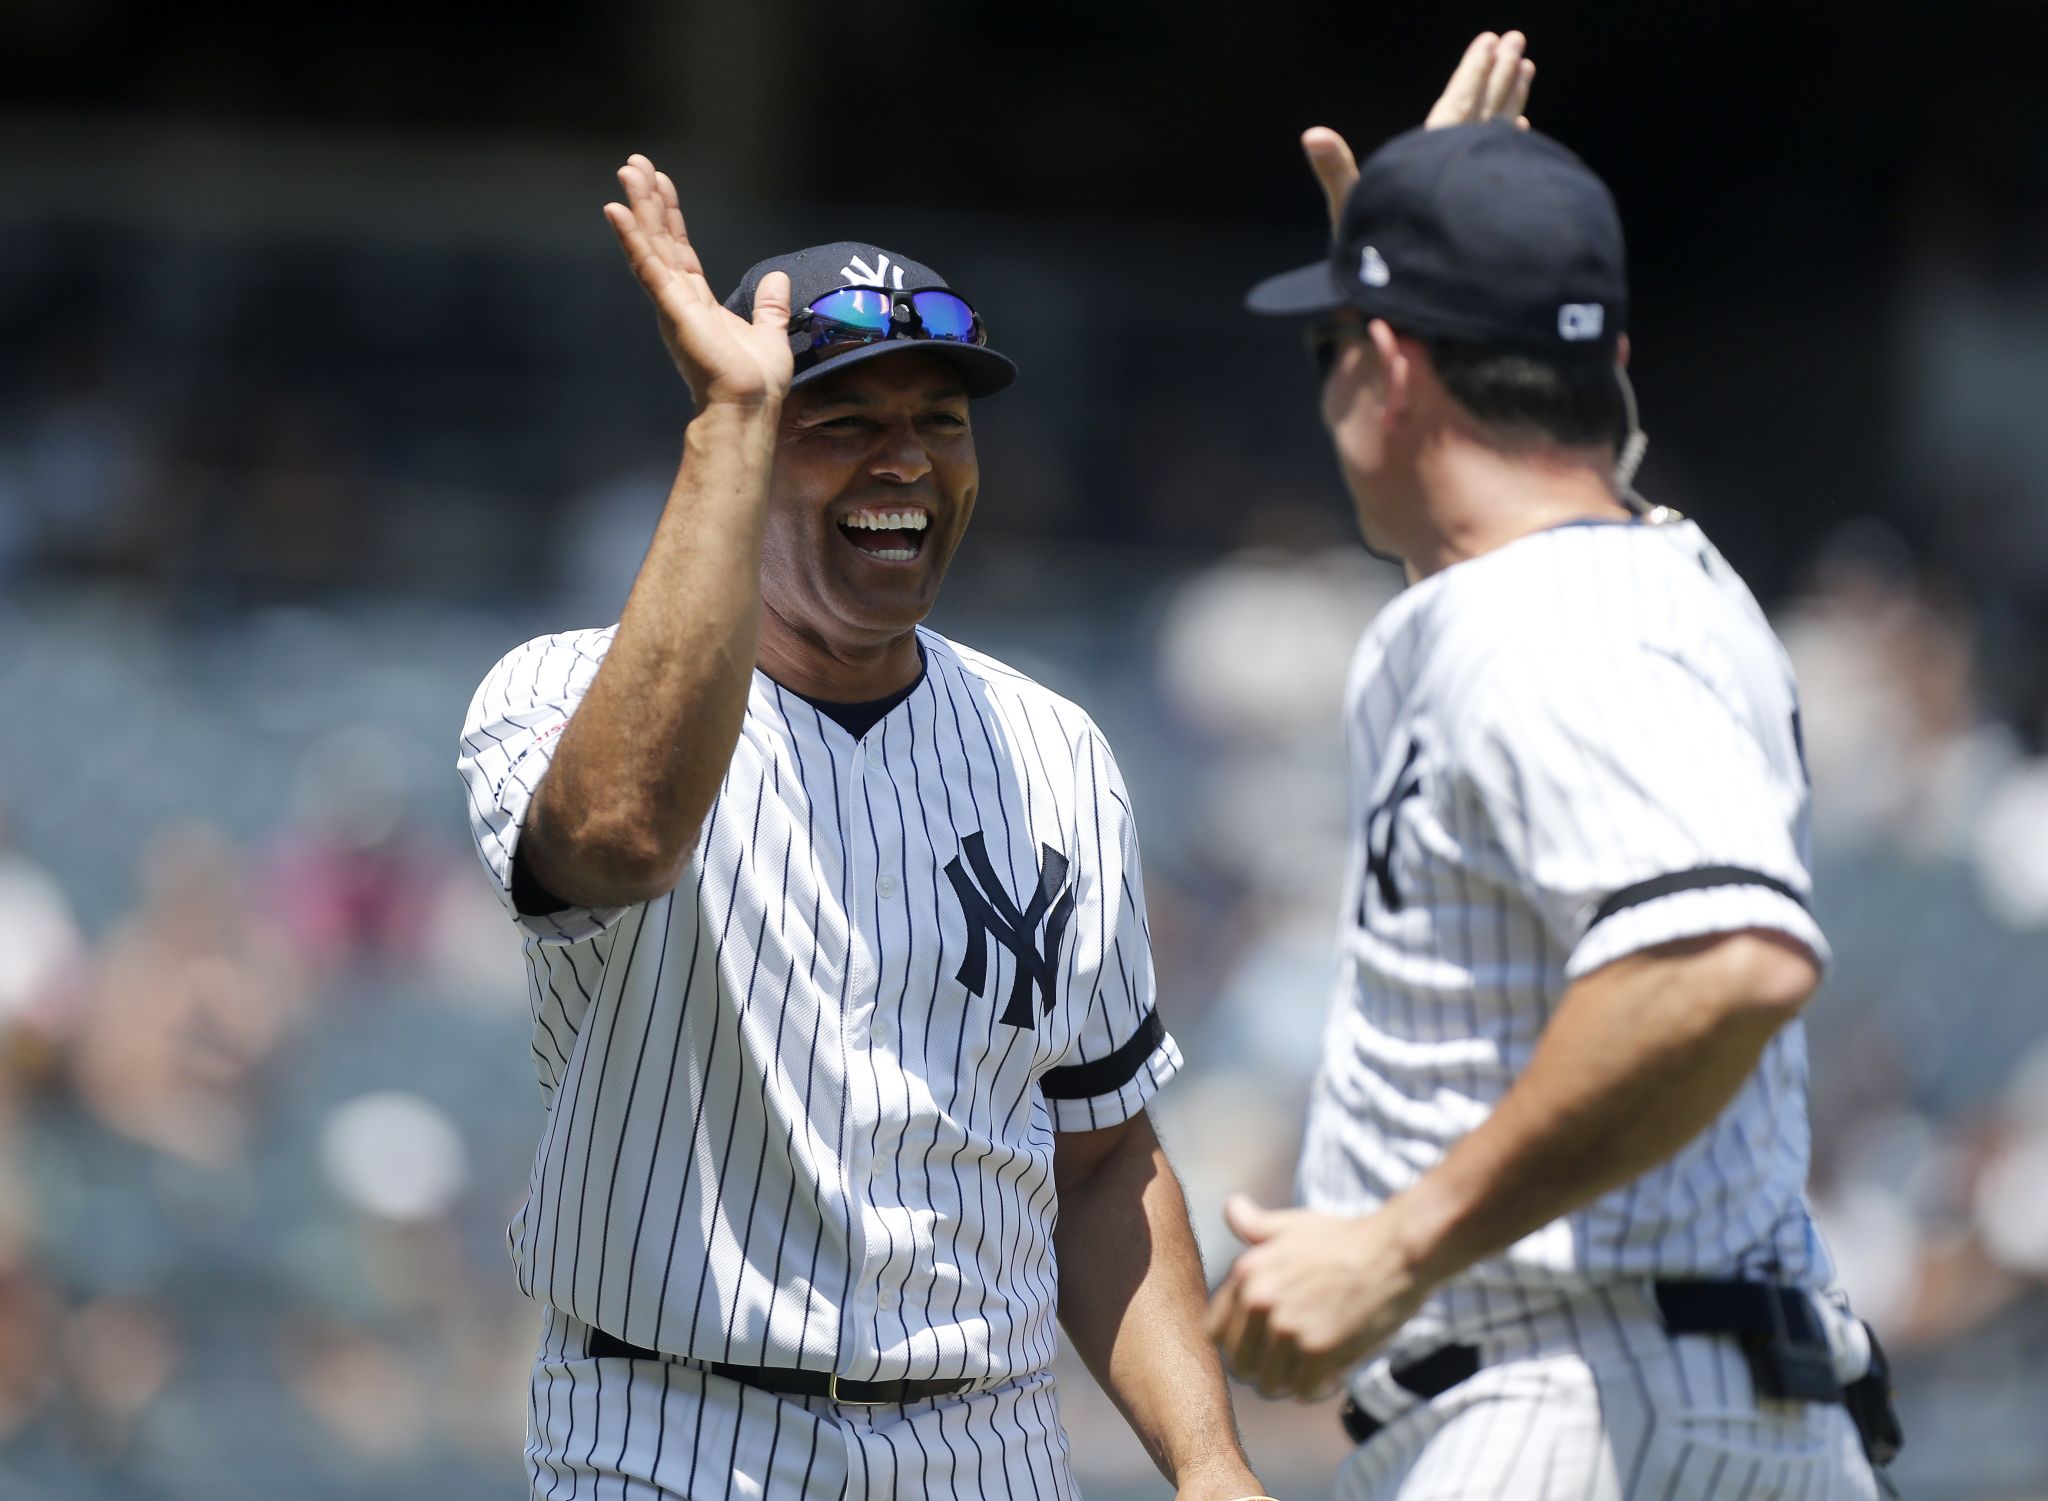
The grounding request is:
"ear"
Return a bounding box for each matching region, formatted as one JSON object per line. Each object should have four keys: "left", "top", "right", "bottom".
{"left": 1616, "top": 332, "right": 1632, "bottom": 370}
{"left": 1368, "top": 319, "right": 1411, "bottom": 419}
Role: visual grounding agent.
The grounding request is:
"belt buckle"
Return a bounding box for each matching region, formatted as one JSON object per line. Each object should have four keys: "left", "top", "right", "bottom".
{"left": 827, "top": 1372, "right": 891, "bottom": 1407}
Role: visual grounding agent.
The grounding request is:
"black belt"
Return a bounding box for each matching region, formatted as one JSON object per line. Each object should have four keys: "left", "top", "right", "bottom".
{"left": 1340, "top": 1279, "right": 1842, "bottom": 1449}
{"left": 584, "top": 1326, "right": 973, "bottom": 1406}
{"left": 1339, "top": 1342, "right": 1481, "bottom": 1446}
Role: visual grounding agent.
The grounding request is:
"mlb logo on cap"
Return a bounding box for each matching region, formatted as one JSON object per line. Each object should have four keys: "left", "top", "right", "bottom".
{"left": 1558, "top": 303, "right": 1605, "bottom": 341}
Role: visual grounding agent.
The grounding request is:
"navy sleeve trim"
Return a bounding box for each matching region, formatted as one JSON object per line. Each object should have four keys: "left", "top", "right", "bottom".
{"left": 1588, "top": 865, "right": 1807, "bottom": 930}
{"left": 1040, "top": 1010, "right": 1166, "bottom": 1101}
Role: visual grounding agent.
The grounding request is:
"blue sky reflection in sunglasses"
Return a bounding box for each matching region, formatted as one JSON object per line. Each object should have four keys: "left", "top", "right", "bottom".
{"left": 793, "top": 289, "right": 986, "bottom": 360}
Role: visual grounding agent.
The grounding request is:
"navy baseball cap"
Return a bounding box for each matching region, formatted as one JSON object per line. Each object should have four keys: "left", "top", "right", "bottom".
{"left": 1247, "top": 123, "right": 1627, "bottom": 361}
{"left": 724, "top": 241, "right": 1018, "bottom": 396}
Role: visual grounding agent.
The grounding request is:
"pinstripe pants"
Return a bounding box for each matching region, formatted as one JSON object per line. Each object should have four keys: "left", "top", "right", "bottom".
{"left": 527, "top": 1306, "right": 1083, "bottom": 1501}
{"left": 1338, "top": 1287, "right": 1881, "bottom": 1501}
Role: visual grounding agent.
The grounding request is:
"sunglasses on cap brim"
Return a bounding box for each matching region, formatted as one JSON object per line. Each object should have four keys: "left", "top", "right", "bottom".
{"left": 788, "top": 288, "right": 989, "bottom": 375}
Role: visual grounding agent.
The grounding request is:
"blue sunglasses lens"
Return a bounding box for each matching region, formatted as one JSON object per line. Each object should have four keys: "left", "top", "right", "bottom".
{"left": 804, "top": 288, "right": 895, "bottom": 342}
{"left": 908, "top": 291, "right": 979, "bottom": 343}
{"left": 793, "top": 288, "right": 987, "bottom": 369}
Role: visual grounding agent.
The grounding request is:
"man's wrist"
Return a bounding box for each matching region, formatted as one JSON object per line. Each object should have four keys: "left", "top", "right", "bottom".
{"left": 682, "top": 396, "right": 786, "bottom": 470}
{"left": 1385, "top": 1173, "right": 1477, "bottom": 1292}
{"left": 1169, "top": 1453, "right": 1264, "bottom": 1501}
{"left": 690, "top": 392, "right": 785, "bottom": 427}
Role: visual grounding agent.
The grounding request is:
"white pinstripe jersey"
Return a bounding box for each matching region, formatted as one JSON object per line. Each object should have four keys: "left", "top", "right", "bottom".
{"left": 457, "top": 625, "right": 1180, "bottom": 1385}
{"left": 1300, "top": 516, "right": 1837, "bottom": 1359}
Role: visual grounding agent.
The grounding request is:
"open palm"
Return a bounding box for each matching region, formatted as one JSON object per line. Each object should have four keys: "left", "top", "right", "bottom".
{"left": 1301, "top": 31, "right": 1538, "bottom": 229}
{"left": 603, "top": 154, "right": 794, "bottom": 409}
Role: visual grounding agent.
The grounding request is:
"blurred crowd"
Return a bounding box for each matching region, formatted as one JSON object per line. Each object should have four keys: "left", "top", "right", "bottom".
{"left": 0, "top": 750, "right": 542, "bottom": 1500}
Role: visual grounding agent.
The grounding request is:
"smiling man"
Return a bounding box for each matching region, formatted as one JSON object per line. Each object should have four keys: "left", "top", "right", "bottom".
{"left": 455, "top": 158, "right": 1265, "bottom": 1501}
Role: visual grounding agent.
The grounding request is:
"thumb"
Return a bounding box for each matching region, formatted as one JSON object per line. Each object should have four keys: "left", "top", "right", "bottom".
{"left": 751, "top": 269, "right": 792, "bottom": 331}
{"left": 1223, "top": 1193, "right": 1278, "bottom": 1245}
{"left": 1301, "top": 127, "right": 1359, "bottom": 228}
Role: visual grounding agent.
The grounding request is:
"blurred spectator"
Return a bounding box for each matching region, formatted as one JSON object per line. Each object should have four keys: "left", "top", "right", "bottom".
{"left": 70, "top": 821, "right": 304, "bottom": 1169}
{"left": 0, "top": 1268, "right": 62, "bottom": 1444}
{"left": 57, "top": 1295, "right": 177, "bottom": 1461}
{"left": 1779, "top": 518, "right": 2025, "bottom": 857}
{"left": 261, "top": 729, "right": 454, "bottom": 980}
{"left": 1971, "top": 758, "right": 2048, "bottom": 928}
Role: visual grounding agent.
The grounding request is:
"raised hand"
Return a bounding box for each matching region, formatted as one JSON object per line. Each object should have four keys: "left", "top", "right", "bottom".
{"left": 1301, "top": 31, "right": 1537, "bottom": 229}
{"left": 602, "top": 154, "right": 794, "bottom": 410}
{"left": 1423, "top": 30, "right": 1535, "bottom": 131}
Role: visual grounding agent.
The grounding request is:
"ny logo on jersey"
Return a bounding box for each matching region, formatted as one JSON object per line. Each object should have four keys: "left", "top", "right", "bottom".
{"left": 944, "top": 832, "right": 1076, "bottom": 1028}
{"left": 841, "top": 252, "right": 908, "bottom": 290}
{"left": 1362, "top": 736, "right": 1425, "bottom": 919}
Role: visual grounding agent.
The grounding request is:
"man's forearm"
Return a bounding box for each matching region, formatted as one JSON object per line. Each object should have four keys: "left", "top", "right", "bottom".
{"left": 524, "top": 401, "right": 780, "bottom": 907}
{"left": 1055, "top": 1115, "right": 1261, "bottom": 1498}
{"left": 1393, "top": 930, "right": 1817, "bottom": 1286}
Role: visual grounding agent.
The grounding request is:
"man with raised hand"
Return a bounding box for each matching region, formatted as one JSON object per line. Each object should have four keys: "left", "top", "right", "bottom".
{"left": 458, "top": 161, "right": 1267, "bottom": 1500}
{"left": 1208, "top": 33, "right": 1901, "bottom": 1501}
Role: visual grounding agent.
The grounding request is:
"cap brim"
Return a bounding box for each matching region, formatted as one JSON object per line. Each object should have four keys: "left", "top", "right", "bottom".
{"left": 790, "top": 340, "right": 1017, "bottom": 398}
{"left": 1245, "top": 259, "right": 1350, "bottom": 316}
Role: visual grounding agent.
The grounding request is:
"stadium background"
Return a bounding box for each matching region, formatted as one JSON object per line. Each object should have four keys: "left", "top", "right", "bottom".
{"left": 3, "top": 1, "right": 2047, "bottom": 1496}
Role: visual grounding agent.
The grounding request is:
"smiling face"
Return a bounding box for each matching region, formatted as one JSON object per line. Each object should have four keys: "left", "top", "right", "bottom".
{"left": 761, "top": 350, "right": 979, "bottom": 659}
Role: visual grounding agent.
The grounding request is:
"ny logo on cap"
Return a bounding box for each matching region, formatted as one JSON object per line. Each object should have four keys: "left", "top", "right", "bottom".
{"left": 944, "top": 832, "right": 1076, "bottom": 1029}
{"left": 1359, "top": 246, "right": 1391, "bottom": 288}
{"left": 841, "top": 252, "right": 908, "bottom": 290}
{"left": 1558, "top": 303, "right": 1605, "bottom": 341}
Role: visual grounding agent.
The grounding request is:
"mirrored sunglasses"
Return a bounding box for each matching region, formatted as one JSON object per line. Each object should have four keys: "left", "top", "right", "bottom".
{"left": 789, "top": 288, "right": 988, "bottom": 374}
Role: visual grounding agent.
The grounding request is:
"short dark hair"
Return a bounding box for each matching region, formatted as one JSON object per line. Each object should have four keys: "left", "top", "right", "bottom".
{"left": 1421, "top": 337, "right": 1626, "bottom": 451}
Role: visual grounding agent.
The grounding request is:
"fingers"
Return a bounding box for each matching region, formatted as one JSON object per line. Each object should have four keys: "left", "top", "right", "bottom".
{"left": 1215, "top": 1270, "right": 1312, "bottom": 1400}
{"left": 1504, "top": 58, "right": 1536, "bottom": 126}
{"left": 652, "top": 167, "right": 686, "bottom": 245}
{"left": 621, "top": 154, "right": 671, "bottom": 252}
{"left": 1425, "top": 31, "right": 1535, "bottom": 130}
{"left": 1301, "top": 127, "right": 1360, "bottom": 228}
{"left": 602, "top": 200, "right": 668, "bottom": 293}
{"left": 1298, "top": 1361, "right": 1347, "bottom": 1404}
{"left": 751, "top": 270, "right": 792, "bottom": 331}
{"left": 1320, "top": 28, "right": 1536, "bottom": 220}
{"left": 1425, "top": 31, "right": 1499, "bottom": 128}
{"left": 1481, "top": 31, "right": 1528, "bottom": 121}
{"left": 652, "top": 168, "right": 710, "bottom": 281}
{"left": 1205, "top": 1261, "right": 1249, "bottom": 1349}
{"left": 612, "top": 155, "right": 713, "bottom": 307}
{"left": 1221, "top": 1299, "right": 1270, "bottom": 1385}
{"left": 1256, "top": 1330, "right": 1302, "bottom": 1400}
{"left": 1224, "top": 1194, "right": 1277, "bottom": 1245}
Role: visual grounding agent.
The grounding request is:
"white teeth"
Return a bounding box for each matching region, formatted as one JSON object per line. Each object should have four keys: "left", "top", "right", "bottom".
{"left": 842, "top": 510, "right": 929, "bottom": 531}
{"left": 872, "top": 548, "right": 915, "bottom": 561}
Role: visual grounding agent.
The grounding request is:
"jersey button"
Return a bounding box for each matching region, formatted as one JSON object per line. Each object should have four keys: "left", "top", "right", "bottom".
{"left": 876, "top": 1287, "right": 896, "bottom": 1311}
{"left": 865, "top": 741, "right": 884, "bottom": 767}
{"left": 877, "top": 875, "right": 898, "bottom": 900}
